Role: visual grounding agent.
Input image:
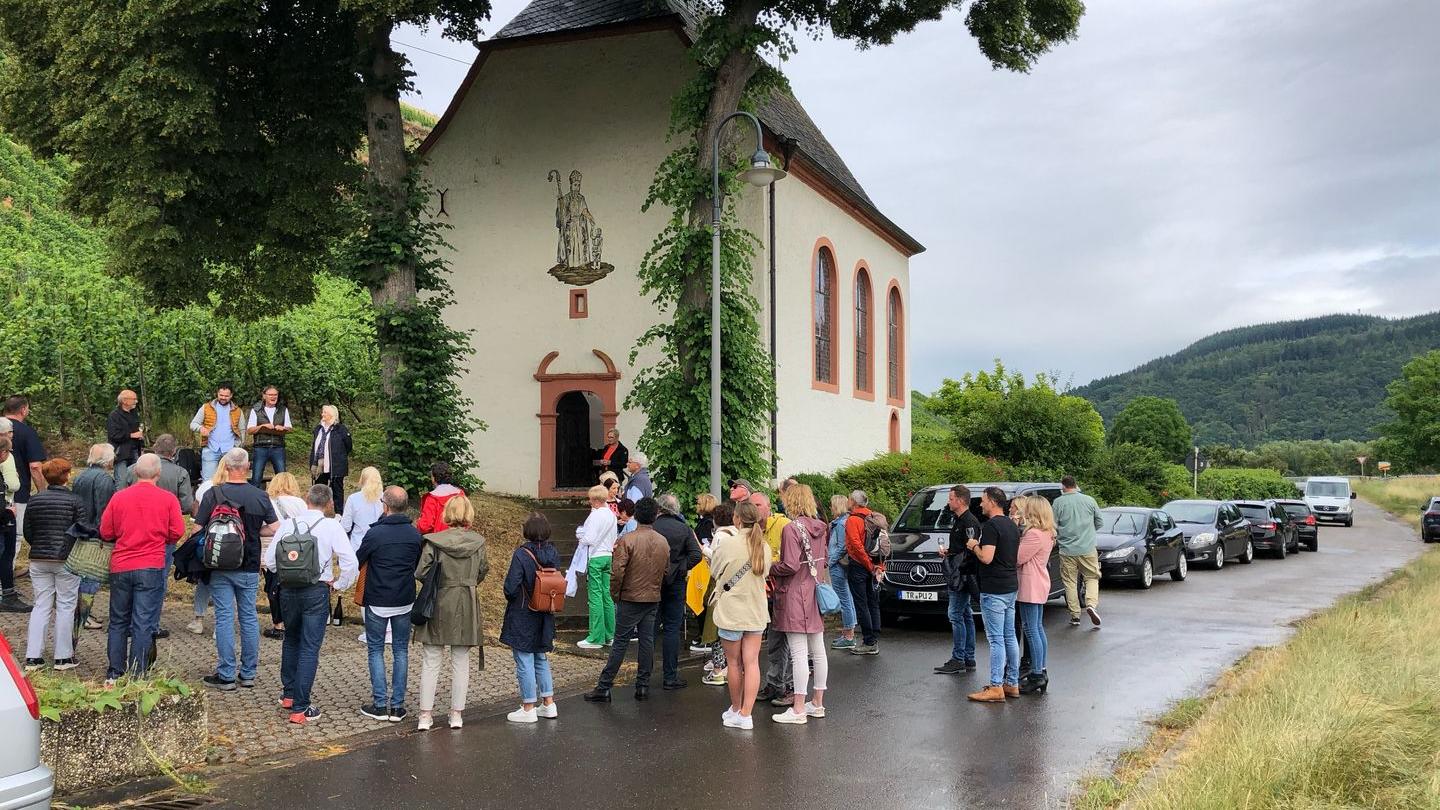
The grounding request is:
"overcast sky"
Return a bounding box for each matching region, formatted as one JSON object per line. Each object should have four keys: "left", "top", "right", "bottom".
{"left": 396, "top": 0, "right": 1440, "bottom": 392}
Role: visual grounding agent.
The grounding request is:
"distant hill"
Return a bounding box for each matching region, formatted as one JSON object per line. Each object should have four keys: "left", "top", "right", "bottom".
{"left": 1073, "top": 313, "right": 1440, "bottom": 446}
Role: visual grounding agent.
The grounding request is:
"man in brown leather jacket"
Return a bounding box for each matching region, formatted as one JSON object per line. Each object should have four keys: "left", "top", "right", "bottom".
{"left": 585, "top": 497, "right": 670, "bottom": 703}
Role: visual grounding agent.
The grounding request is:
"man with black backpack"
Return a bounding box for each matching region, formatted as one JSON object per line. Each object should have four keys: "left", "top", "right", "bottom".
{"left": 843, "top": 490, "right": 887, "bottom": 656}
{"left": 263, "top": 485, "right": 358, "bottom": 725}
{"left": 196, "top": 448, "right": 278, "bottom": 692}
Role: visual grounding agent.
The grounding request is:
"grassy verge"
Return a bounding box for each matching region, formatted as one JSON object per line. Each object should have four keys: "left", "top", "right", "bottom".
{"left": 1074, "top": 512, "right": 1440, "bottom": 808}
{"left": 1354, "top": 475, "right": 1439, "bottom": 533}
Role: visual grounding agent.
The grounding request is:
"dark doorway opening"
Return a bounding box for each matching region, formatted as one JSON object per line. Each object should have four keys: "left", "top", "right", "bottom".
{"left": 555, "top": 391, "right": 603, "bottom": 489}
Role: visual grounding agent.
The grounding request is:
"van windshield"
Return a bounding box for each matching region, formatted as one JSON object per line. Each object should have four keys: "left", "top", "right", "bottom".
{"left": 1306, "top": 481, "right": 1350, "bottom": 498}
{"left": 895, "top": 490, "right": 956, "bottom": 533}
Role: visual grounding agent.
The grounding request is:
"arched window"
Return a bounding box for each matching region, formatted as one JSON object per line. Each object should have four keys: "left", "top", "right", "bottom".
{"left": 813, "top": 245, "right": 837, "bottom": 389}
{"left": 887, "top": 284, "right": 904, "bottom": 403}
{"left": 854, "top": 266, "right": 873, "bottom": 396}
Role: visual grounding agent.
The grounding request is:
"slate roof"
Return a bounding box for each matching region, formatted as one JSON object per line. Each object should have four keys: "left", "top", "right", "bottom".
{"left": 480, "top": 0, "right": 922, "bottom": 253}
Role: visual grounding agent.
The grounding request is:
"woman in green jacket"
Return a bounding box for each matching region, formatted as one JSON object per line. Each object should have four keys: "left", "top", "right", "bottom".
{"left": 415, "top": 496, "right": 489, "bottom": 731}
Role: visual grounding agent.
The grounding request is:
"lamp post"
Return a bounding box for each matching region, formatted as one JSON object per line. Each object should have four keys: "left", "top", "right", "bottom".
{"left": 710, "top": 111, "right": 786, "bottom": 497}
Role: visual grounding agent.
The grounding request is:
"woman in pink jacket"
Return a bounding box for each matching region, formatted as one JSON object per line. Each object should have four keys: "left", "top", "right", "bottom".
{"left": 1016, "top": 495, "right": 1057, "bottom": 695}
{"left": 769, "top": 484, "right": 831, "bottom": 725}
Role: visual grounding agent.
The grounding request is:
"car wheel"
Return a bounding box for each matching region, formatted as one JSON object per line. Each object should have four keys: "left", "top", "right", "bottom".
{"left": 1276, "top": 540, "right": 1287, "bottom": 560}
{"left": 1239, "top": 540, "right": 1254, "bottom": 564}
{"left": 1345, "top": 517, "right": 1353, "bottom": 527}
{"left": 1305, "top": 537, "right": 1318, "bottom": 551}
{"left": 1210, "top": 546, "right": 1225, "bottom": 571}
{"left": 1170, "top": 553, "right": 1188, "bottom": 582}
{"left": 1137, "top": 557, "right": 1154, "bottom": 589}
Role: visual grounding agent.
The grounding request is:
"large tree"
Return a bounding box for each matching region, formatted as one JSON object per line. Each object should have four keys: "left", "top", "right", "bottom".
{"left": 632, "top": 0, "right": 1085, "bottom": 498}
{"left": 1377, "top": 350, "right": 1440, "bottom": 470}
{"left": 1110, "top": 395, "right": 1193, "bottom": 461}
{"left": 0, "top": 0, "right": 487, "bottom": 492}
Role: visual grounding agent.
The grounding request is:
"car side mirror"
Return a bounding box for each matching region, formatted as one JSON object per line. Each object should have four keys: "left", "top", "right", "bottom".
{"left": 1350, "top": 492, "right": 1357, "bottom": 499}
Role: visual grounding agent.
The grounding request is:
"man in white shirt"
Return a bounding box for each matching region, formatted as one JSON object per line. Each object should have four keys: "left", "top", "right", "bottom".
{"left": 263, "top": 484, "right": 358, "bottom": 724}
{"left": 575, "top": 484, "right": 618, "bottom": 650}
{"left": 246, "top": 386, "right": 293, "bottom": 487}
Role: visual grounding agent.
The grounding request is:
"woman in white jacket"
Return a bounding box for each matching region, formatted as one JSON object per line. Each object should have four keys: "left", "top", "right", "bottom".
{"left": 575, "top": 485, "right": 618, "bottom": 650}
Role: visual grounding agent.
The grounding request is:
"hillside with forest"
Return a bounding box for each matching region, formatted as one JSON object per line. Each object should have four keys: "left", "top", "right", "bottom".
{"left": 1074, "top": 312, "right": 1440, "bottom": 445}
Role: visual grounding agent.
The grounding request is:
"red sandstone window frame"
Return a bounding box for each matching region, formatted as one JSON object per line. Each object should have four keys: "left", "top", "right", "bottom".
{"left": 886, "top": 281, "right": 905, "bottom": 406}
{"left": 853, "top": 262, "right": 874, "bottom": 400}
{"left": 811, "top": 239, "right": 839, "bottom": 393}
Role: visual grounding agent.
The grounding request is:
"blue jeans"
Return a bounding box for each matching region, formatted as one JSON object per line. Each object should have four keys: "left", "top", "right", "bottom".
{"left": 279, "top": 584, "right": 331, "bottom": 712}
{"left": 947, "top": 587, "right": 976, "bottom": 664}
{"left": 829, "top": 562, "right": 857, "bottom": 629}
{"left": 512, "top": 650, "right": 554, "bottom": 704}
{"left": 106, "top": 568, "right": 165, "bottom": 680}
{"left": 200, "top": 445, "right": 226, "bottom": 482}
{"left": 365, "top": 607, "right": 412, "bottom": 708}
{"left": 653, "top": 584, "right": 686, "bottom": 683}
{"left": 979, "top": 591, "right": 1020, "bottom": 687}
{"left": 1018, "top": 602, "right": 1047, "bottom": 674}
{"left": 209, "top": 570, "right": 260, "bottom": 681}
{"left": 250, "top": 445, "right": 286, "bottom": 487}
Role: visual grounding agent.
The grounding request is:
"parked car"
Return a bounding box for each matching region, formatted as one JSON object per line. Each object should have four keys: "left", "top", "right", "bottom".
{"left": 1422, "top": 498, "right": 1440, "bottom": 543}
{"left": 1096, "top": 507, "right": 1188, "bottom": 588}
{"left": 1234, "top": 500, "right": 1299, "bottom": 558}
{"left": 1276, "top": 499, "right": 1319, "bottom": 551}
{"left": 0, "top": 630, "right": 53, "bottom": 810}
{"left": 880, "top": 482, "right": 1065, "bottom": 618}
{"left": 1302, "top": 476, "right": 1355, "bottom": 527}
{"left": 1162, "top": 499, "right": 1255, "bottom": 569}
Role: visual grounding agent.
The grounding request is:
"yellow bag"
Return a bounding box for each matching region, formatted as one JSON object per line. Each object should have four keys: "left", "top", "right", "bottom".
{"left": 686, "top": 557, "right": 711, "bottom": 615}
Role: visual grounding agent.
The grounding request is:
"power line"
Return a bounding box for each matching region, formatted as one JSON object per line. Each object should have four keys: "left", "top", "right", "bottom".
{"left": 393, "top": 39, "right": 474, "bottom": 65}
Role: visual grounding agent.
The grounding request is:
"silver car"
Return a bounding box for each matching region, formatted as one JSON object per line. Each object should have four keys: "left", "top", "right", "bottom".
{"left": 0, "top": 631, "right": 52, "bottom": 809}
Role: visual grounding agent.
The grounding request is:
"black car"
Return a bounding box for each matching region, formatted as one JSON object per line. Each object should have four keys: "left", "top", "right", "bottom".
{"left": 1163, "top": 499, "right": 1255, "bottom": 569}
{"left": 1096, "top": 507, "right": 1188, "bottom": 588}
{"left": 880, "top": 482, "right": 1065, "bottom": 618}
{"left": 1234, "top": 500, "right": 1299, "bottom": 558}
{"left": 1276, "top": 500, "right": 1318, "bottom": 551}
{"left": 1423, "top": 498, "right": 1440, "bottom": 543}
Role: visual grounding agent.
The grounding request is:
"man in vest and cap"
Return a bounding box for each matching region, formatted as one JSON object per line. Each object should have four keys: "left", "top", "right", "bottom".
{"left": 190, "top": 383, "right": 244, "bottom": 481}
{"left": 246, "top": 386, "right": 293, "bottom": 487}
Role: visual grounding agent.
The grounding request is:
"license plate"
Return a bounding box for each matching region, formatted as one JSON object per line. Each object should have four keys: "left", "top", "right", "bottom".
{"left": 899, "top": 590, "right": 938, "bottom": 602}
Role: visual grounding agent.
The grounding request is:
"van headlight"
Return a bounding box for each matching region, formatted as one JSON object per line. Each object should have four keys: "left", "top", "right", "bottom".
{"left": 1186, "top": 532, "right": 1216, "bottom": 549}
{"left": 1103, "top": 547, "right": 1134, "bottom": 560}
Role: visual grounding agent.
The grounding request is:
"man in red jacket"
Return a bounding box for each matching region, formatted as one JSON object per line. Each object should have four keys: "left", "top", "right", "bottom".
{"left": 99, "top": 453, "right": 184, "bottom": 683}
{"left": 844, "top": 490, "right": 885, "bottom": 655}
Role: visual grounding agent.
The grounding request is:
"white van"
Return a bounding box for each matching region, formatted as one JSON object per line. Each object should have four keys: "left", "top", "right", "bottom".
{"left": 1303, "top": 476, "right": 1355, "bottom": 527}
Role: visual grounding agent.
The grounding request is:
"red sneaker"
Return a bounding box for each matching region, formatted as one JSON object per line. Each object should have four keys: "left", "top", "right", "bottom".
{"left": 279, "top": 697, "right": 294, "bottom": 710}
{"left": 288, "top": 706, "right": 320, "bottom": 724}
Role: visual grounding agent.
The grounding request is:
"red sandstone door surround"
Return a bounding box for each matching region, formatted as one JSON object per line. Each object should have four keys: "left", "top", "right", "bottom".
{"left": 535, "top": 349, "right": 621, "bottom": 498}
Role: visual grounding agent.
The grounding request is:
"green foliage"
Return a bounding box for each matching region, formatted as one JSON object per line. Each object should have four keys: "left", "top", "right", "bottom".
{"left": 1195, "top": 467, "right": 1298, "bottom": 501}
{"left": 792, "top": 472, "right": 848, "bottom": 519}
{"left": 1377, "top": 350, "right": 1440, "bottom": 470}
{"left": 0, "top": 131, "right": 379, "bottom": 440}
{"left": 1202, "top": 439, "right": 1379, "bottom": 477}
{"left": 1110, "top": 395, "right": 1192, "bottom": 461}
{"left": 1160, "top": 464, "right": 1198, "bottom": 502}
{"left": 30, "top": 670, "right": 193, "bottom": 722}
{"left": 826, "top": 447, "right": 1003, "bottom": 519}
{"left": 928, "top": 360, "right": 1105, "bottom": 473}
{"left": 1083, "top": 443, "right": 1170, "bottom": 507}
{"left": 1074, "top": 313, "right": 1440, "bottom": 444}
{"left": 910, "top": 389, "right": 956, "bottom": 449}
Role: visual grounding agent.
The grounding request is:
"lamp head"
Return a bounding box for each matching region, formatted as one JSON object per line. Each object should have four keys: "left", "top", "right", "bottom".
{"left": 740, "top": 149, "right": 786, "bottom": 187}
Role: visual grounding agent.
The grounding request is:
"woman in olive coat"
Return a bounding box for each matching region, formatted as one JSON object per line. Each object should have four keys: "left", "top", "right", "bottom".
{"left": 414, "top": 496, "right": 488, "bottom": 731}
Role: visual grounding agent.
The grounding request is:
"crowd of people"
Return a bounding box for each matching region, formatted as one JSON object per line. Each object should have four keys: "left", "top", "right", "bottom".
{"left": 0, "top": 386, "right": 1112, "bottom": 733}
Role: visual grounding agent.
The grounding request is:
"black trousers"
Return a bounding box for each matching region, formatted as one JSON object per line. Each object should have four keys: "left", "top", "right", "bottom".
{"left": 598, "top": 600, "right": 658, "bottom": 690}
{"left": 315, "top": 472, "right": 345, "bottom": 515}
{"left": 846, "top": 562, "right": 882, "bottom": 646}
{"left": 653, "top": 584, "right": 686, "bottom": 684}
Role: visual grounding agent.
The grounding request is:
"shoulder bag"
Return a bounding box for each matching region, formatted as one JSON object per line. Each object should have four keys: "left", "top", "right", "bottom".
{"left": 522, "top": 547, "right": 567, "bottom": 614}
{"left": 63, "top": 523, "right": 111, "bottom": 584}
{"left": 411, "top": 547, "right": 441, "bottom": 626}
{"left": 800, "top": 522, "right": 840, "bottom": 615}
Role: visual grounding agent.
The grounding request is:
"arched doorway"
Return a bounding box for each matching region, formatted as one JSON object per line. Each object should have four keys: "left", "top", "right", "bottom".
{"left": 555, "top": 391, "right": 605, "bottom": 488}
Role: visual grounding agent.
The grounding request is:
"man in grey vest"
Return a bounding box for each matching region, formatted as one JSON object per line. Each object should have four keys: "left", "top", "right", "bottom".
{"left": 246, "top": 386, "right": 293, "bottom": 487}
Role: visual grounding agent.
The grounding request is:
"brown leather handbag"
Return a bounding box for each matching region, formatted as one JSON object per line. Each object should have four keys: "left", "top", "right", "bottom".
{"left": 522, "top": 548, "right": 566, "bottom": 614}
{"left": 352, "top": 563, "right": 368, "bottom": 607}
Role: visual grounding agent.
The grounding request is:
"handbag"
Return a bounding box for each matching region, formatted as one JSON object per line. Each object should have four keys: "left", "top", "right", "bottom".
{"left": 522, "top": 548, "right": 566, "bottom": 614}
{"left": 352, "top": 562, "right": 368, "bottom": 607}
{"left": 64, "top": 522, "right": 112, "bottom": 583}
{"left": 799, "top": 522, "right": 840, "bottom": 615}
{"left": 411, "top": 552, "right": 441, "bottom": 626}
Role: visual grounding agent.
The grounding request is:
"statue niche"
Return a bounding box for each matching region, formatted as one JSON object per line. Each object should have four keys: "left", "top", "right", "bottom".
{"left": 547, "top": 169, "right": 614, "bottom": 285}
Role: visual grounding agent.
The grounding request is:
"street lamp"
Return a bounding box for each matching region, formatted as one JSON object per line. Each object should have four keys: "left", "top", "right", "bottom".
{"left": 710, "top": 111, "right": 787, "bottom": 497}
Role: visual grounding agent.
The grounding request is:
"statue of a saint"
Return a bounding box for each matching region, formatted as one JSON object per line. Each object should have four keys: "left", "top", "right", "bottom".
{"left": 545, "top": 169, "right": 613, "bottom": 284}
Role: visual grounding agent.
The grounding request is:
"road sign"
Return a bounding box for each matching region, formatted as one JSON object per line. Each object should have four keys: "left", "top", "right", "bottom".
{"left": 1377, "top": 461, "right": 1391, "bottom": 471}
{"left": 1185, "top": 452, "right": 1209, "bottom": 474}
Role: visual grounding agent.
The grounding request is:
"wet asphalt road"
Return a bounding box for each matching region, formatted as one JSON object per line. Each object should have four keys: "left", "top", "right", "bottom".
{"left": 213, "top": 501, "right": 1422, "bottom": 808}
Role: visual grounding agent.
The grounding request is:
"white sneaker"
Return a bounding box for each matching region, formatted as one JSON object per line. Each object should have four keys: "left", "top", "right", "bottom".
{"left": 416, "top": 713, "right": 434, "bottom": 731}
{"left": 576, "top": 640, "right": 603, "bottom": 650}
{"left": 772, "top": 708, "right": 808, "bottom": 724}
{"left": 186, "top": 618, "right": 204, "bottom": 635}
{"left": 507, "top": 707, "right": 538, "bottom": 724}
{"left": 537, "top": 703, "right": 558, "bottom": 719}
{"left": 722, "top": 706, "right": 739, "bottom": 724}
{"left": 689, "top": 642, "right": 710, "bottom": 653}
{"left": 723, "top": 711, "right": 752, "bottom": 729}
{"left": 448, "top": 711, "right": 464, "bottom": 729}
{"left": 804, "top": 702, "right": 826, "bottom": 718}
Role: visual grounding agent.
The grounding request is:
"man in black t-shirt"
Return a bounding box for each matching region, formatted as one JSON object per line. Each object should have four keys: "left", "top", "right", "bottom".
{"left": 195, "top": 448, "right": 278, "bottom": 690}
{"left": 965, "top": 486, "right": 1021, "bottom": 702}
{"left": 936, "top": 485, "right": 982, "bottom": 675}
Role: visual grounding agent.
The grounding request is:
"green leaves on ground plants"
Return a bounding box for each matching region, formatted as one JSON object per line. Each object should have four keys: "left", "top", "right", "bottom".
{"left": 30, "top": 671, "right": 196, "bottom": 720}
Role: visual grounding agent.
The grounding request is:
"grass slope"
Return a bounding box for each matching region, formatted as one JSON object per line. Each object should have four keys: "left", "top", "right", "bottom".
{"left": 1075, "top": 313, "right": 1440, "bottom": 445}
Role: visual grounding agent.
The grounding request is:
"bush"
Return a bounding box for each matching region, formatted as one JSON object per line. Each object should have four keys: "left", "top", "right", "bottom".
{"left": 1160, "top": 464, "right": 1198, "bottom": 502}
{"left": 830, "top": 447, "right": 1003, "bottom": 519}
{"left": 1083, "top": 443, "right": 1170, "bottom": 507}
{"left": 1196, "top": 467, "right": 1297, "bottom": 501}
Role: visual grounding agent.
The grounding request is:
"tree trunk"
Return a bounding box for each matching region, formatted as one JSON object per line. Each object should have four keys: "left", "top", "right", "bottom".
{"left": 677, "top": 0, "right": 766, "bottom": 387}
{"left": 361, "top": 21, "right": 416, "bottom": 401}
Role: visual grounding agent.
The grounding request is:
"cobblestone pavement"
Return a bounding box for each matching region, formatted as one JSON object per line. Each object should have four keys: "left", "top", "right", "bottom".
{"left": 0, "top": 585, "right": 605, "bottom": 764}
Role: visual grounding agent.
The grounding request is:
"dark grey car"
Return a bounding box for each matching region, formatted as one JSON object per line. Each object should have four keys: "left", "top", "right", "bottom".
{"left": 1162, "top": 499, "right": 1255, "bottom": 569}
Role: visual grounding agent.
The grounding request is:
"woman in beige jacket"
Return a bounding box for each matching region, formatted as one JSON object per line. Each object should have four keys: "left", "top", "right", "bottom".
{"left": 708, "top": 500, "right": 772, "bottom": 730}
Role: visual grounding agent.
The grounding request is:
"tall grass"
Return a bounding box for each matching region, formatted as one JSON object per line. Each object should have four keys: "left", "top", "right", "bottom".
{"left": 1128, "top": 548, "right": 1440, "bottom": 809}
{"left": 1355, "top": 476, "right": 1440, "bottom": 532}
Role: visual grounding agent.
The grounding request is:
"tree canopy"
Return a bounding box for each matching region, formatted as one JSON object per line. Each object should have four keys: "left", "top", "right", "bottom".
{"left": 1377, "top": 350, "right": 1440, "bottom": 470}
{"left": 1110, "top": 395, "right": 1192, "bottom": 461}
